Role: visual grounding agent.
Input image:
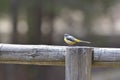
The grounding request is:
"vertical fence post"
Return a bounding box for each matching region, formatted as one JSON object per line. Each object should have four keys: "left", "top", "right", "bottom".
{"left": 65, "top": 47, "right": 92, "bottom": 80}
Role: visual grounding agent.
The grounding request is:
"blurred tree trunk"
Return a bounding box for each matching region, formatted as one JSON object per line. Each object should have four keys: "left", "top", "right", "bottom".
{"left": 6, "top": 0, "right": 20, "bottom": 80}
{"left": 45, "top": 0, "right": 55, "bottom": 45}
{"left": 26, "top": 1, "right": 47, "bottom": 80}
{"left": 42, "top": 11, "right": 55, "bottom": 44}
{"left": 27, "top": 5, "right": 42, "bottom": 44}
{"left": 11, "top": 0, "right": 19, "bottom": 43}
{"left": 42, "top": 1, "right": 65, "bottom": 80}
{"left": 83, "top": 12, "right": 93, "bottom": 35}
{"left": 47, "top": 12, "right": 54, "bottom": 44}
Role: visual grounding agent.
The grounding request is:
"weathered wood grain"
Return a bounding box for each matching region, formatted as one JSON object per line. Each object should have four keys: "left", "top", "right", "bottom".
{"left": 93, "top": 48, "right": 120, "bottom": 67}
{"left": 0, "top": 43, "right": 66, "bottom": 65}
{"left": 65, "top": 47, "right": 92, "bottom": 80}
{"left": 94, "top": 48, "right": 120, "bottom": 61}
{"left": 1, "top": 44, "right": 120, "bottom": 66}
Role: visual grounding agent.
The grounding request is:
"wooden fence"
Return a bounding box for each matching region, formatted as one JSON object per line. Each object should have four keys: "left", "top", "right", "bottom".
{"left": 0, "top": 43, "right": 120, "bottom": 80}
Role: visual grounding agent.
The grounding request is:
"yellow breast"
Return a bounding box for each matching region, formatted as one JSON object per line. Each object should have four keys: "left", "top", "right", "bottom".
{"left": 64, "top": 37, "right": 76, "bottom": 45}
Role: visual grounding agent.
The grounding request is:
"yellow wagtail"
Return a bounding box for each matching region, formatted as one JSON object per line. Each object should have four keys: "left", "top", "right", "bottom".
{"left": 64, "top": 34, "right": 91, "bottom": 45}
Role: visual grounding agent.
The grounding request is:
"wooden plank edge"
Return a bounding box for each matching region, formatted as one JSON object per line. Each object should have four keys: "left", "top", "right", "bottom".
{"left": 93, "top": 62, "right": 120, "bottom": 68}
{"left": 0, "top": 60, "right": 65, "bottom": 66}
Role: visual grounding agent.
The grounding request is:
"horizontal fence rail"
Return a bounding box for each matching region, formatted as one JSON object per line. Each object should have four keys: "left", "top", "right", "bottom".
{"left": 0, "top": 43, "right": 120, "bottom": 67}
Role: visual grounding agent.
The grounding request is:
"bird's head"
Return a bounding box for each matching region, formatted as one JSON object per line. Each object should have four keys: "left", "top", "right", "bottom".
{"left": 64, "top": 34, "right": 70, "bottom": 37}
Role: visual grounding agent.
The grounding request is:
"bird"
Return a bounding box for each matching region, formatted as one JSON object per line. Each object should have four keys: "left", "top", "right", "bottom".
{"left": 64, "top": 34, "right": 91, "bottom": 45}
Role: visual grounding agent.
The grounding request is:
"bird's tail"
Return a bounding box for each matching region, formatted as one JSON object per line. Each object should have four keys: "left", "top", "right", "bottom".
{"left": 74, "top": 38, "right": 91, "bottom": 44}
{"left": 80, "top": 40, "right": 91, "bottom": 44}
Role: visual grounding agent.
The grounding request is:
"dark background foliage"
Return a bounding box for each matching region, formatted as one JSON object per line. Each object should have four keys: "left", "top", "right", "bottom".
{"left": 0, "top": 0, "right": 120, "bottom": 80}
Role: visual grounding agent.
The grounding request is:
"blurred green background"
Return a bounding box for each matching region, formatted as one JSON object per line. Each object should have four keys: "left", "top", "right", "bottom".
{"left": 0, "top": 0, "right": 120, "bottom": 80}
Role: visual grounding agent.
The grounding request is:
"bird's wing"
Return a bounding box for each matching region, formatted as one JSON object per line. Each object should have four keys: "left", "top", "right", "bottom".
{"left": 67, "top": 36, "right": 76, "bottom": 42}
